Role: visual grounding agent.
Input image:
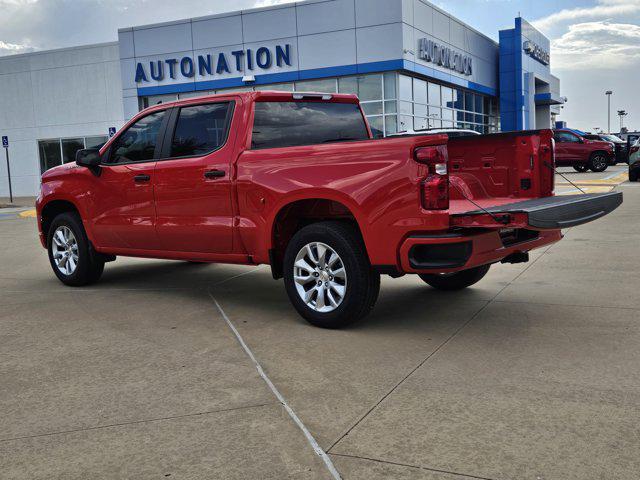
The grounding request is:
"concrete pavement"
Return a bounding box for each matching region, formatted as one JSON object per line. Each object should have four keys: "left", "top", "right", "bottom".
{"left": 0, "top": 181, "right": 638, "bottom": 479}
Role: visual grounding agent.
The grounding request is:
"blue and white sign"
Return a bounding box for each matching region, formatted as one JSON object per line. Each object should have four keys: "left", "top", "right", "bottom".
{"left": 134, "top": 44, "right": 293, "bottom": 84}
{"left": 523, "top": 40, "right": 550, "bottom": 66}
{"left": 1, "top": 136, "right": 8, "bottom": 148}
{"left": 108, "top": 127, "right": 116, "bottom": 137}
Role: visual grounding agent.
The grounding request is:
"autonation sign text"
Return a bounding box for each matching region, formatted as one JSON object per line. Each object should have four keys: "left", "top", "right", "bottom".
{"left": 135, "top": 44, "right": 292, "bottom": 83}
{"left": 418, "top": 38, "right": 472, "bottom": 76}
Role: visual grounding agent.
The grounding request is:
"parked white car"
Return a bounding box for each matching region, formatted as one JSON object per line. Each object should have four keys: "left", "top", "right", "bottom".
{"left": 629, "top": 139, "right": 640, "bottom": 182}
{"left": 389, "top": 128, "right": 481, "bottom": 138}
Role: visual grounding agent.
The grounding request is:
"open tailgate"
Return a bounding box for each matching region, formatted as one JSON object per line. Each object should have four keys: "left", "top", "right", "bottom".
{"left": 452, "top": 192, "right": 623, "bottom": 230}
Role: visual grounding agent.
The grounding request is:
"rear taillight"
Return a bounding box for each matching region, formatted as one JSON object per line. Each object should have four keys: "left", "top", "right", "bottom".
{"left": 422, "top": 175, "right": 449, "bottom": 210}
{"left": 415, "top": 146, "right": 449, "bottom": 210}
{"left": 415, "top": 146, "right": 448, "bottom": 174}
{"left": 631, "top": 146, "right": 639, "bottom": 155}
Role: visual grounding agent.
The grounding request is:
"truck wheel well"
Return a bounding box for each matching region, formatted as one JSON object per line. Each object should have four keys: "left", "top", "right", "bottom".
{"left": 41, "top": 200, "right": 80, "bottom": 241}
{"left": 270, "top": 199, "right": 362, "bottom": 279}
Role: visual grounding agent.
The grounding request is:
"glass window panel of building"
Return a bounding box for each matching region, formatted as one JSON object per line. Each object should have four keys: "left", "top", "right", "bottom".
{"left": 397, "top": 74, "right": 498, "bottom": 133}
{"left": 138, "top": 71, "right": 498, "bottom": 138}
{"left": 38, "top": 135, "right": 109, "bottom": 174}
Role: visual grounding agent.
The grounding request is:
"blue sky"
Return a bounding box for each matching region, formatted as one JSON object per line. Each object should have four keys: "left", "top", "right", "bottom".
{"left": 0, "top": 0, "right": 638, "bottom": 132}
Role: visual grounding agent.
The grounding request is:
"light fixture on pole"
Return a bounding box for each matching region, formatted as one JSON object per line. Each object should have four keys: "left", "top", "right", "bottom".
{"left": 617, "top": 110, "right": 628, "bottom": 131}
{"left": 605, "top": 90, "right": 613, "bottom": 133}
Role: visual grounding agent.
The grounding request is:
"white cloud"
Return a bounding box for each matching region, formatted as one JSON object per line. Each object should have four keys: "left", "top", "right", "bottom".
{"left": 551, "top": 21, "right": 640, "bottom": 70}
{"left": 253, "top": 0, "right": 294, "bottom": 7}
{"left": 0, "top": 0, "right": 37, "bottom": 5}
{"left": 0, "top": 40, "right": 34, "bottom": 55}
{"left": 533, "top": 0, "right": 640, "bottom": 32}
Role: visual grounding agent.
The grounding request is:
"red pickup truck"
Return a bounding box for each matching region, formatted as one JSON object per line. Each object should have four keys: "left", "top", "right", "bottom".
{"left": 36, "top": 91, "right": 622, "bottom": 328}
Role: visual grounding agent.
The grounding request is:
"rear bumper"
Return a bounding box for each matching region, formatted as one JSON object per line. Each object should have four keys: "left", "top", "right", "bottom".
{"left": 397, "top": 192, "right": 622, "bottom": 274}
{"left": 398, "top": 229, "right": 561, "bottom": 273}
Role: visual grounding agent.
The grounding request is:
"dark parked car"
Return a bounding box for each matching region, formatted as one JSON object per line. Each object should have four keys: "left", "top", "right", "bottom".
{"left": 584, "top": 134, "right": 627, "bottom": 164}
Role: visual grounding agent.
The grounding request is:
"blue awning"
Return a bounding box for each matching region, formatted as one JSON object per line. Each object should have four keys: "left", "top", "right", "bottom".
{"left": 535, "top": 92, "right": 565, "bottom": 106}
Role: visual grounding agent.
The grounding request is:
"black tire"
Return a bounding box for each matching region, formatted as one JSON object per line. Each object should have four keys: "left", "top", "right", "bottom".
{"left": 47, "top": 212, "right": 105, "bottom": 286}
{"left": 630, "top": 169, "right": 639, "bottom": 182}
{"left": 573, "top": 164, "right": 589, "bottom": 173}
{"left": 283, "top": 221, "right": 380, "bottom": 329}
{"left": 588, "top": 152, "right": 609, "bottom": 172}
{"left": 419, "top": 264, "right": 490, "bottom": 291}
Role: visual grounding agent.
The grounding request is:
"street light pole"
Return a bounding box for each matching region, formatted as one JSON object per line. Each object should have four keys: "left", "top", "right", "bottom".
{"left": 605, "top": 90, "right": 613, "bottom": 133}
{"left": 617, "top": 110, "right": 628, "bottom": 131}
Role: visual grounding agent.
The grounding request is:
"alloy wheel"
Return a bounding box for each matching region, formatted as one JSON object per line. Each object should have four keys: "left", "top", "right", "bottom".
{"left": 293, "top": 242, "right": 347, "bottom": 313}
{"left": 51, "top": 226, "right": 79, "bottom": 276}
{"left": 593, "top": 155, "right": 607, "bottom": 170}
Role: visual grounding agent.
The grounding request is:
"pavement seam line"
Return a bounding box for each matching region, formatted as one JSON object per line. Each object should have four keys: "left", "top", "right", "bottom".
{"left": 210, "top": 266, "right": 264, "bottom": 287}
{"left": 327, "top": 244, "right": 553, "bottom": 453}
{"left": 209, "top": 294, "right": 343, "bottom": 480}
{"left": 329, "top": 453, "right": 498, "bottom": 480}
{"left": 326, "top": 299, "right": 492, "bottom": 454}
{"left": 0, "top": 403, "right": 272, "bottom": 444}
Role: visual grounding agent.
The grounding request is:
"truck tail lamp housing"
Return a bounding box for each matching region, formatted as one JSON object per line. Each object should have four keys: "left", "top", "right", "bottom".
{"left": 415, "top": 146, "right": 449, "bottom": 210}
{"left": 414, "top": 146, "right": 448, "bottom": 174}
{"left": 631, "top": 145, "right": 639, "bottom": 155}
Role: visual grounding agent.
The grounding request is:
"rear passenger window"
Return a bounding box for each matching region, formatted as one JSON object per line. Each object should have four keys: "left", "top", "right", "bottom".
{"left": 170, "top": 102, "right": 232, "bottom": 158}
{"left": 251, "top": 101, "right": 369, "bottom": 150}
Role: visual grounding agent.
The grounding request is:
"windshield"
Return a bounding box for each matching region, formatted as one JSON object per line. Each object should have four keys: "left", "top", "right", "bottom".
{"left": 602, "top": 134, "right": 623, "bottom": 142}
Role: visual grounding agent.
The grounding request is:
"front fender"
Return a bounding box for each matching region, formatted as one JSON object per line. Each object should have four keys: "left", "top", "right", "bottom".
{"left": 37, "top": 181, "right": 97, "bottom": 247}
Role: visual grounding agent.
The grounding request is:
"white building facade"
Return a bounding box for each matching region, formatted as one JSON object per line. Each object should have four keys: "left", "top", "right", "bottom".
{"left": 0, "top": 43, "right": 124, "bottom": 196}
{"left": 0, "top": 0, "right": 563, "bottom": 197}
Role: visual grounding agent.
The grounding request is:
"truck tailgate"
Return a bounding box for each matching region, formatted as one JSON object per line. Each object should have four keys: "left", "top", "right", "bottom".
{"left": 452, "top": 191, "right": 622, "bottom": 229}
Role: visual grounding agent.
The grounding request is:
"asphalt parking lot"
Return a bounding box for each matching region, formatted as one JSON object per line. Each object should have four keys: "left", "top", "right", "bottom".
{"left": 1, "top": 167, "right": 638, "bottom": 480}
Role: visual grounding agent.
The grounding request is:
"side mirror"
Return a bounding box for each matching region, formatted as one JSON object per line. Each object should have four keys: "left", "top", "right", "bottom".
{"left": 76, "top": 148, "right": 102, "bottom": 175}
{"left": 76, "top": 148, "right": 101, "bottom": 167}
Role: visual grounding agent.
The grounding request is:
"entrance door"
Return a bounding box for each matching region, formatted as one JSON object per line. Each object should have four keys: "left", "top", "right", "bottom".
{"left": 153, "top": 101, "right": 235, "bottom": 253}
{"left": 90, "top": 109, "right": 167, "bottom": 250}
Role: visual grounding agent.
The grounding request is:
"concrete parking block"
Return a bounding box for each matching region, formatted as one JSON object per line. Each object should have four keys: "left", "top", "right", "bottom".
{"left": 330, "top": 302, "right": 640, "bottom": 480}
{"left": 0, "top": 404, "right": 331, "bottom": 480}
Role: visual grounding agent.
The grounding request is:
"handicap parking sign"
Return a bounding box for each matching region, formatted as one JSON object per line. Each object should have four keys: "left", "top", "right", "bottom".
{"left": 108, "top": 127, "right": 116, "bottom": 137}
{"left": 2, "top": 136, "right": 8, "bottom": 148}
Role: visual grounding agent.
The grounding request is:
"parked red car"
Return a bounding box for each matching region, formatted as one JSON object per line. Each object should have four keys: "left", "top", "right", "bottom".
{"left": 553, "top": 129, "right": 615, "bottom": 172}
{"left": 36, "top": 92, "right": 622, "bottom": 328}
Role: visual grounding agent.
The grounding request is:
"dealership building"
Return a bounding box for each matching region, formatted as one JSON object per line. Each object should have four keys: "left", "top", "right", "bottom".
{"left": 0, "top": 0, "right": 564, "bottom": 197}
